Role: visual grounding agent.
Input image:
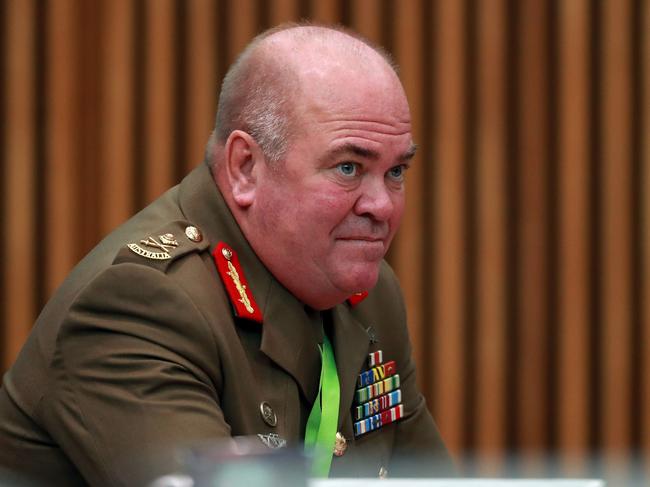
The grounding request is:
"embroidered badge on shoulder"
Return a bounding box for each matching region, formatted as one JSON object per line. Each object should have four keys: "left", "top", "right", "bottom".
{"left": 213, "top": 242, "right": 263, "bottom": 323}
{"left": 352, "top": 350, "right": 404, "bottom": 437}
{"left": 127, "top": 233, "right": 179, "bottom": 260}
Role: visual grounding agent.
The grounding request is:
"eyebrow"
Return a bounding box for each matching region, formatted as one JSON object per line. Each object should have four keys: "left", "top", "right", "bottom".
{"left": 400, "top": 143, "right": 418, "bottom": 162}
{"left": 322, "top": 142, "right": 418, "bottom": 164}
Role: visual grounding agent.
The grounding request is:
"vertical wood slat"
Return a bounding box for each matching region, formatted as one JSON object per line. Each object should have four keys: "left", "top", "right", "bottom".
{"left": 2, "top": 0, "right": 37, "bottom": 368}
{"left": 351, "top": 0, "right": 382, "bottom": 42}
{"left": 99, "top": 0, "right": 135, "bottom": 235}
{"left": 640, "top": 2, "right": 650, "bottom": 458}
{"left": 308, "top": 0, "right": 340, "bottom": 24}
{"left": 144, "top": 0, "right": 176, "bottom": 203}
{"left": 431, "top": 0, "right": 467, "bottom": 458}
{"left": 79, "top": 1, "right": 103, "bottom": 251}
{"left": 268, "top": 0, "right": 299, "bottom": 26}
{"left": 557, "top": 0, "right": 591, "bottom": 466}
{"left": 474, "top": 0, "right": 507, "bottom": 461}
{"left": 392, "top": 0, "right": 426, "bottom": 389}
{"left": 45, "top": 0, "right": 79, "bottom": 295}
{"left": 184, "top": 0, "right": 217, "bottom": 170}
{"left": 516, "top": 0, "right": 549, "bottom": 454}
{"left": 601, "top": 0, "right": 633, "bottom": 454}
{"left": 0, "top": 0, "right": 4, "bottom": 357}
{"left": 227, "top": 0, "right": 258, "bottom": 65}
{"left": 643, "top": 0, "right": 650, "bottom": 462}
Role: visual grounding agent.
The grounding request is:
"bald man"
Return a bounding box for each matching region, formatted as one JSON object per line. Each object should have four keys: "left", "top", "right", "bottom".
{"left": 0, "top": 24, "right": 453, "bottom": 486}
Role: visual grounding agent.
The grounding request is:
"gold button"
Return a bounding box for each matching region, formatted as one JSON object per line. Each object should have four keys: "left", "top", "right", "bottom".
{"left": 221, "top": 247, "right": 233, "bottom": 260}
{"left": 378, "top": 466, "right": 388, "bottom": 479}
{"left": 259, "top": 401, "right": 277, "bottom": 427}
{"left": 185, "top": 226, "right": 202, "bottom": 242}
{"left": 333, "top": 432, "right": 347, "bottom": 457}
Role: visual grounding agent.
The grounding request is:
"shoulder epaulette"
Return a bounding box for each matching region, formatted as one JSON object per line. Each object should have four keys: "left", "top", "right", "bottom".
{"left": 113, "top": 221, "right": 209, "bottom": 271}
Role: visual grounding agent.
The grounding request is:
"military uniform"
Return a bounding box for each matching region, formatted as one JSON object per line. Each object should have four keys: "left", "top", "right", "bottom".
{"left": 0, "top": 162, "right": 453, "bottom": 486}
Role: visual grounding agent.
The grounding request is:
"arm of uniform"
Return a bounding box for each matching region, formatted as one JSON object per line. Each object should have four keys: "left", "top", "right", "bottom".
{"left": 42, "top": 262, "right": 229, "bottom": 487}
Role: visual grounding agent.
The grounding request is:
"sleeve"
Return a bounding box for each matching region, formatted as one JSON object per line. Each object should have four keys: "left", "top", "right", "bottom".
{"left": 41, "top": 262, "right": 230, "bottom": 487}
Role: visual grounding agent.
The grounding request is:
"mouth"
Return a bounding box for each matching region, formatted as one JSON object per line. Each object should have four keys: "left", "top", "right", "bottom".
{"left": 337, "top": 236, "right": 386, "bottom": 243}
{"left": 335, "top": 237, "right": 387, "bottom": 259}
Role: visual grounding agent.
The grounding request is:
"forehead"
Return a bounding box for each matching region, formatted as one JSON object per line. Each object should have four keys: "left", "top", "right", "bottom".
{"left": 296, "top": 108, "right": 413, "bottom": 166}
{"left": 262, "top": 32, "right": 413, "bottom": 154}
{"left": 301, "top": 51, "right": 408, "bottom": 112}
{"left": 295, "top": 66, "right": 412, "bottom": 151}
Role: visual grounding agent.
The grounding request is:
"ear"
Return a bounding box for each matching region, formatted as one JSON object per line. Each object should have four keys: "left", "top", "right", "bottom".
{"left": 223, "top": 130, "right": 265, "bottom": 208}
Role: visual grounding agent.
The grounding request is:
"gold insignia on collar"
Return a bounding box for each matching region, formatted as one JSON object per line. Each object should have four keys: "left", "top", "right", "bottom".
{"left": 214, "top": 243, "right": 263, "bottom": 322}
{"left": 226, "top": 260, "right": 255, "bottom": 314}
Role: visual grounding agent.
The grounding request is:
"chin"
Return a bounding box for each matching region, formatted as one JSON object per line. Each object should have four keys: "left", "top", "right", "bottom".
{"left": 336, "top": 264, "right": 381, "bottom": 294}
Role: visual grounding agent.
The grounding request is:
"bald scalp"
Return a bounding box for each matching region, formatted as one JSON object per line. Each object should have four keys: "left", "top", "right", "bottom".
{"left": 208, "top": 23, "right": 398, "bottom": 165}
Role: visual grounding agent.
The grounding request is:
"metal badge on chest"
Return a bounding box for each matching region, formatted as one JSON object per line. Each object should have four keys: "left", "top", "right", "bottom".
{"left": 259, "top": 401, "right": 277, "bottom": 427}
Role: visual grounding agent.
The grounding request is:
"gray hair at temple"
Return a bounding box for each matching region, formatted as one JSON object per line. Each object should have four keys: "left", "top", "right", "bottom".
{"left": 206, "top": 22, "right": 398, "bottom": 165}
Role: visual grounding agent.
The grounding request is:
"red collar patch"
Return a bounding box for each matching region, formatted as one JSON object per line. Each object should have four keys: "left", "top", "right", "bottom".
{"left": 213, "top": 242, "right": 263, "bottom": 323}
{"left": 347, "top": 291, "right": 369, "bottom": 307}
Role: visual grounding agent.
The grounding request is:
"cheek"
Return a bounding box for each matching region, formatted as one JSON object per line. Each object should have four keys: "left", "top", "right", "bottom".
{"left": 257, "top": 187, "right": 341, "bottom": 243}
{"left": 390, "top": 193, "right": 406, "bottom": 227}
{"left": 303, "top": 187, "right": 356, "bottom": 224}
{"left": 254, "top": 185, "right": 296, "bottom": 236}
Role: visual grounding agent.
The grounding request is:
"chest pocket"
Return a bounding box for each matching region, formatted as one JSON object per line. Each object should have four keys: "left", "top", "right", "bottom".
{"left": 221, "top": 324, "right": 308, "bottom": 448}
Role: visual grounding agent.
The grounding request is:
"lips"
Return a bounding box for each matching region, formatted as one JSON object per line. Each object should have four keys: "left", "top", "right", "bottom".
{"left": 334, "top": 221, "right": 390, "bottom": 241}
{"left": 337, "top": 236, "right": 384, "bottom": 242}
{"left": 335, "top": 238, "right": 387, "bottom": 261}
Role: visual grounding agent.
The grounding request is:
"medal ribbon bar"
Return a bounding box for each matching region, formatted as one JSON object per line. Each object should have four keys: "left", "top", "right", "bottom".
{"left": 353, "top": 404, "right": 404, "bottom": 437}
{"left": 354, "top": 389, "right": 402, "bottom": 421}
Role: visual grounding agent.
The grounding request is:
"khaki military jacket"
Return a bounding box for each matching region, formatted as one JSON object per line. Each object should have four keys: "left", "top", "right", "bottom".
{"left": 0, "top": 163, "right": 453, "bottom": 486}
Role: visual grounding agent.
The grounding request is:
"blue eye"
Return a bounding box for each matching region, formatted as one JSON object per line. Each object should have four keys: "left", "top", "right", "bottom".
{"left": 337, "top": 162, "right": 358, "bottom": 177}
{"left": 388, "top": 165, "right": 406, "bottom": 181}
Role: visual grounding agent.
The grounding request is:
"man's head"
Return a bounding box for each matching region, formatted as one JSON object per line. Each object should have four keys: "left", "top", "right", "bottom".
{"left": 209, "top": 24, "right": 415, "bottom": 310}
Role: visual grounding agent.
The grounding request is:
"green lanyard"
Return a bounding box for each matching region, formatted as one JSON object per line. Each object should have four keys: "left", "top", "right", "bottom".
{"left": 304, "top": 334, "right": 340, "bottom": 477}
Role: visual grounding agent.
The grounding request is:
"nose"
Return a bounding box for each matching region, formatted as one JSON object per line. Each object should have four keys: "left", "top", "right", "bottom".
{"left": 353, "top": 178, "right": 396, "bottom": 222}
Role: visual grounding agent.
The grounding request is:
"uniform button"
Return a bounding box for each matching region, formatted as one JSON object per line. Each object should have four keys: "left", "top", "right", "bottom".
{"left": 221, "top": 247, "right": 233, "bottom": 260}
{"left": 185, "top": 225, "right": 202, "bottom": 242}
{"left": 378, "top": 466, "right": 388, "bottom": 479}
{"left": 259, "top": 401, "right": 277, "bottom": 427}
{"left": 333, "top": 432, "right": 347, "bottom": 457}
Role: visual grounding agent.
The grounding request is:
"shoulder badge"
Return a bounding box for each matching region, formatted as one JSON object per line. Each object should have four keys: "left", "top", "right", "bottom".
{"left": 114, "top": 222, "right": 209, "bottom": 270}
{"left": 213, "top": 242, "right": 263, "bottom": 323}
{"left": 347, "top": 291, "right": 369, "bottom": 307}
{"left": 127, "top": 233, "right": 179, "bottom": 260}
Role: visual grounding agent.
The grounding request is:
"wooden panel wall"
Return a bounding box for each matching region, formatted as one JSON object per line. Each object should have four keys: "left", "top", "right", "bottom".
{"left": 1, "top": 0, "right": 648, "bottom": 480}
